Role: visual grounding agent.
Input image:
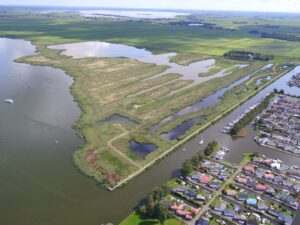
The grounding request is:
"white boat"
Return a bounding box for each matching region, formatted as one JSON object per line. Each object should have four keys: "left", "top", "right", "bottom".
{"left": 199, "top": 135, "right": 204, "bottom": 145}
{"left": 4, "top": 99, "right": 13, "bottom": 104}
{"left": 182, "top": 148, "right": 186, "bottom": 151}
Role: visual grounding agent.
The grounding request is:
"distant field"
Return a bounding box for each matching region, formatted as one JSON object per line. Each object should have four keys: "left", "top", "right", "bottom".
{"left": 1, "top": 10, "right": 300, "bottom": 58}
{"left": 2, "top": 8, "right": 297, "bottom": 188}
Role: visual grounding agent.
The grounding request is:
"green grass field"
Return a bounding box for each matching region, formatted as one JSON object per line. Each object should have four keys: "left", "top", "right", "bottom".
{"left": 2, "top": 8, "right": 298, "bottom": 188}
{"left": 120, "top": 211, "right": 184, "bottom": 225}
{"left": 2, "top": 10, "right": 300, "bottom": 58}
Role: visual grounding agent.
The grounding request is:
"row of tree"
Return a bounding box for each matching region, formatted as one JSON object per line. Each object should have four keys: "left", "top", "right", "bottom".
{"left": 261, "top": 32, "right": 300, "bottom": 42}
{"left": 179, "top": 141, "right": 218, "bottom": 178}
{"left": 230, "top": 92, "right": 275, "bottom": 136}
{"left": 138, "top": 185, "right": 173, "bottom": 222}
{"left": 224, "top": 50, "right": 273, "bottom": 61}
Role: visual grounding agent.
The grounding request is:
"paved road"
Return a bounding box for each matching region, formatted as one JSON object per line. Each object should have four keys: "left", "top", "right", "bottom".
{"left": 188, "top": 159, "right": 248, "bottom": 225}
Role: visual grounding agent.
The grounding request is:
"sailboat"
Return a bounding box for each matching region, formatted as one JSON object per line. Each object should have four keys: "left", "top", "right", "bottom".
{"left": 4, "top": 99, "right": 14, "bottom": 104}
{"left": 199, "top": 135, "right": 204, "bottom": 145}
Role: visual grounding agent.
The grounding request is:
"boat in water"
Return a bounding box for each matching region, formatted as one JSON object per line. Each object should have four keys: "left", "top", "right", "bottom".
{"left": 199, "top": 135, "right": 204, "bottom": 145}
{"left": 4, "top": 99, "right": 14, "bottom": 104}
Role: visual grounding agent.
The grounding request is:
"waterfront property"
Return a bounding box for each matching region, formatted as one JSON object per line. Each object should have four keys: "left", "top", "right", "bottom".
{"left": 255, "top": 94, "right": 300, "bottom": 157}
{"left": 136, "top": 152, "right": 299, "bottom": 224}
{"left": 288, "top": 73, "right": 300, "bottom": 88}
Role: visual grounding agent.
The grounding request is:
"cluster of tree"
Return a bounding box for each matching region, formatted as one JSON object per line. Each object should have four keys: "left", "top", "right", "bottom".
{"left": 230, "top": 92, "right": 275, "bottom": 136}
{"left": 261, "top": 32, "right": 300, "bottom": 42}
{"left": 248, "top": 29, "right": 260, "bottom": 34}
{"left": 233, "top": 21, "right": 248, "bottom": 24}
{"left": 204, "top": 141, "right": 218, "bottom": 156}
{"left": 224, "top": 50, "right": 273, "bottom": 61}
{"left": 264, "top": 24, "right": 280, "bottom": 29}
{"left": 138, "top": 185, "right": 173, "bottom": 222}
{"left": 180, "top": 150, "right": 204, "bottom": 178}
{"left": 168, "top": 21, "right": 217, "bottom": 29}
{"left": 138, "top": 141, "right": 217, "bottom": 222}
{"left": 274, "top": 88, "right": 285, "bottom": 94}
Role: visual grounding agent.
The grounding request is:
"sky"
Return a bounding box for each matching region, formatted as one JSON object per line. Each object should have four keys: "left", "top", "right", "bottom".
{"left": 1, "top": 0, "right": 300, "bottom": 13}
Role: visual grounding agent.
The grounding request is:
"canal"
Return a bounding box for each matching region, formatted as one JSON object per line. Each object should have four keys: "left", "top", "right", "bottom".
{"left": 0, "top": 38, "right": 299, "bottom": 225}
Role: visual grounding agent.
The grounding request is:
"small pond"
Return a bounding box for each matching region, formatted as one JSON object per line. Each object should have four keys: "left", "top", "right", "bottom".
{"left": 129, "top": 140, "right": 157, "bottom": 158}
{"left": 98, "top": 114, "right": 138, "bottom": 126}
{"left": 161, "top": 115, "right": 206, "bottom": 141}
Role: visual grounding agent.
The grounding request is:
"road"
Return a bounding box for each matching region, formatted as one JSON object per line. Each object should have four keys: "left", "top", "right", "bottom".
{"left": 188, "top": 159, "right": 248, "bottom": 225}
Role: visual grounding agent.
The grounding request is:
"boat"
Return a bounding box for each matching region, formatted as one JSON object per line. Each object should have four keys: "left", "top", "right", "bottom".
{"left": 182, "top": 148, "right": 186, "bottom": 151}
{"left": 199, "top": 135, "right": 204, "bottom": 145}
{"left": 4, "top": 99, "right": 13, "bottom": 104}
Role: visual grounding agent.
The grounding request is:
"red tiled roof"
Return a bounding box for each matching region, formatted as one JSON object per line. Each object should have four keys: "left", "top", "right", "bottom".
{"left": 256, "top": 184, "right": 268, "bottom": 191}
{"left": 264, "top": 173, "right": 275, "bottom": 179}
{"left": 243, "top": 165, "right": 255, "bottom": 172}
{"left": 227, "top": 190, "right": 237, "bottom": 196}
{"left": 200, "top": 175, "right": 211, "bottom": 183}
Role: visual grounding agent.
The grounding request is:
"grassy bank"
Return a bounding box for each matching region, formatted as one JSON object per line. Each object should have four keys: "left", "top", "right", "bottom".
{"left": 17, "top": 38, "right": 292, "bottom": 189}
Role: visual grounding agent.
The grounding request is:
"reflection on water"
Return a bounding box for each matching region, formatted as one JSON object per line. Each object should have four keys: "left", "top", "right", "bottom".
{"left": 79, "top": 10, "right": 189, "bottom": 19}
{"left": 50, "top": 42, "right": 248, "bottom": 93}
{"left": 150, "top": 64, "right": 273, "bottom": 133}
{"left": 255, "top": 75, "right": 272, "bottom": 86}
{"left": 98, "top": 114, "right": 138, "bottom": 126}
{"left": 50, "top": 41, "right": 214, "bottom": 85}
{"left": 129, "top": 140, "right": 157, "bottom": 158}
{"left": 161, "top": 115, "right": 206, "bottom": 140}
{"left": 2, "top": 38, "right": 299, "bottom": 225}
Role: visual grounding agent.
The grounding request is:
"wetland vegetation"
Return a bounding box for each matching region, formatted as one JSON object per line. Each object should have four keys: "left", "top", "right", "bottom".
{"left": 1, "top": 8, "right": 299, "bottom": 191}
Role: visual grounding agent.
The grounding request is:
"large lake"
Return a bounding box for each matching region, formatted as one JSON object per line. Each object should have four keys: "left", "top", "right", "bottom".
{"left": 79, "top": 9, "right": 189, "bottom": 19}
{"left": 1, "top": 38, "right": 299, "bottom": 225}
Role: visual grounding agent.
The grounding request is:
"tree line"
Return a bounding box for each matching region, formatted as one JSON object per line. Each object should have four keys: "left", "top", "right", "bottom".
{"left": 230, "top": 92, "right": 275, "bottom": 136}
{"left": 224, "top": 50, "right": 273, "bottom": 61}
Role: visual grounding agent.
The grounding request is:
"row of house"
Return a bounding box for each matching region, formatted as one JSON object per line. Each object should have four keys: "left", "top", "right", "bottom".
{"left": 243, "top": 163, "right": 300, "bottom": 194}
{"left": 256, "top": 94, "right": 300, "bottom": 155}
{"left": 211, "top": 197, "right": 272, "bottom": 225}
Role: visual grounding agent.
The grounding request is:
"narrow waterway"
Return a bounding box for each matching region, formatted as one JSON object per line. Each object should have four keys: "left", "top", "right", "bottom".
{"left": 149, "top": 63, "right": 273, "bottom": 133}
{"left": 1, "top": 38, "right": 299, "bottom": 225}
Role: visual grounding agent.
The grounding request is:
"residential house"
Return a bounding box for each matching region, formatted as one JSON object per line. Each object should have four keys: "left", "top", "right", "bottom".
{"left": 255, "top": 184, "right": 268, "bottom": 191}
{"left": 226, "top": 190, "right": 237, "bottom": 196}
{"left": 278, "top": 212, "right": 293, "bottom": 225}
{"left": 246, "top": 197, "right": 257, "bottom": 206}
{"left": 223, "top": 209, "right": 235, "bottom": 217}
{"left": 214, "top": 202, "right": 227, "bottom": 212}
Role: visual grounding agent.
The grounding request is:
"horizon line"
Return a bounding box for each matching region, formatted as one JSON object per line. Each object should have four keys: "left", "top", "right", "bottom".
{"left": 1, "top": 4, "right": 300, "bottom": 14}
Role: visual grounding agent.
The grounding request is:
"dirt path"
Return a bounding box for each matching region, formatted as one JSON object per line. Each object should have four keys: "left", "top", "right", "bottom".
{"left": 107, "top": 124, "right": 142, "bottom": 168}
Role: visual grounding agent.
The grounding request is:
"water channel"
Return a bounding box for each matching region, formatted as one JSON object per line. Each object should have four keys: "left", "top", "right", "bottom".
{"left": 1, "top": 38, "right": 299, "bottom": 225}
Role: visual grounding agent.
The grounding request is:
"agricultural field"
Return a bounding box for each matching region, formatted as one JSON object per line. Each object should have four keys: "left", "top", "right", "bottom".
{"left": 2, "top": 8, "right": 299, "bottom": 188}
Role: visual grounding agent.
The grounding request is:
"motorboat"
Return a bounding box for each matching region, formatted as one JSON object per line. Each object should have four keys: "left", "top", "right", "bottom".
{"left": 4, "top": 99, "right": 13, "bottom": 104}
